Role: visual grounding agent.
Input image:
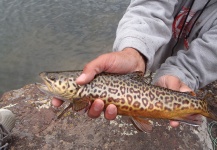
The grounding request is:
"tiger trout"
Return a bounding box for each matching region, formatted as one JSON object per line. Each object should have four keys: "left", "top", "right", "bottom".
{"left": 36, "top": 70, "right": 217, "bottom": 132}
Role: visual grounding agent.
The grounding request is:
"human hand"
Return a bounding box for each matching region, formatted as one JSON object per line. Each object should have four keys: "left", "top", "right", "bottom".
{"left": 154, "top": 75, "right": 193, "bottom": 127}
{"left": 52, "top": 48, "right": 146, "bottom": 120}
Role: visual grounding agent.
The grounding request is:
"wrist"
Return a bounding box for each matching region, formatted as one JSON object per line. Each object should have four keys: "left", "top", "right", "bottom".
{"left": 122, "top": 47, "right": 147, "bottom": 72}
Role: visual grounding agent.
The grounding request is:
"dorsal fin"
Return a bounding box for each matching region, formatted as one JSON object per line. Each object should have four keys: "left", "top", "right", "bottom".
{"left": 128, "top": 71, "right": 152, "bottom": 85}
{"left": 121, "top": 71, "right": 143, "bottom": 80}
{"left": 143, "top": 72, "right": 153, "bottom": 85}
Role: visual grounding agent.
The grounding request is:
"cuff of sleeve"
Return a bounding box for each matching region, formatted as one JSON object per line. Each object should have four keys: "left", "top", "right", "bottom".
{"left": 152, "top": 64, "right": 196, "bottom": 90}
{"left": 113, "top": 36, "right": 154, "bottom": 70}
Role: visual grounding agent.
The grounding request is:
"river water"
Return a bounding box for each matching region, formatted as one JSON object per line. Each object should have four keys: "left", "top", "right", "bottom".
{"left": 0, "top": 0, "right": 130, "bottom": 95}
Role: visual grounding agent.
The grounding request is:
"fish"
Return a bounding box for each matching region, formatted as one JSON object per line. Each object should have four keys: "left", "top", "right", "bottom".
{"left": 36, "top": 70, "right": 217, "bottom": 132}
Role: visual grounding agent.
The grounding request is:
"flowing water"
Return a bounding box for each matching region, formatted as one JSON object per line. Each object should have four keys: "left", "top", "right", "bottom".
{"left": 0, "top": 0, "right": 130, "bottom": 95}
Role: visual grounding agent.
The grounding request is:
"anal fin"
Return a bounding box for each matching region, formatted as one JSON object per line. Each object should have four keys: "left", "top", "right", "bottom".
{"left": 172, "top": 114, "right": 202, "bottom": 126}
{"left": 130, "top": 116, "right": 153, "bottom": 132}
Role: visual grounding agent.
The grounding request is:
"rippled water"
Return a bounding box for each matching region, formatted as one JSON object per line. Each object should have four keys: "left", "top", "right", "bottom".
{"left": 0, "top": 0, "right": 130, "bottom": 94}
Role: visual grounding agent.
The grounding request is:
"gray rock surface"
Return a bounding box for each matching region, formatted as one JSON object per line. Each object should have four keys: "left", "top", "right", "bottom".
{"left": 0, "top": 84, "right": 216, "bottom": 150}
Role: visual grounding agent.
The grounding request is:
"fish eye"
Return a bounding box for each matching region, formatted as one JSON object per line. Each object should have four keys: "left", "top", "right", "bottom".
{"left": 48, "top": 75, "right": 56, "bottom": 81}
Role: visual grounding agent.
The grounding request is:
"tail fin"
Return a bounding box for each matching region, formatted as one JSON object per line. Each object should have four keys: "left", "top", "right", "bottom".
{"left": 204, "top": 91, "right": 217, "bottom": 121}
{"left": 207, "top": 102, "right": 217, "bottom": 121}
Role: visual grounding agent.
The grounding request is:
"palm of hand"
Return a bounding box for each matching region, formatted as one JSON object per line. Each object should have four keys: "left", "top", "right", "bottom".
{"left": 155, "top": 75, "right": 193, "bottom": 127}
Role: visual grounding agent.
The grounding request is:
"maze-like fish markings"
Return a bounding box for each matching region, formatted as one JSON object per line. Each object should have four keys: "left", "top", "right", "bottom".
{"left": 38, "top": 70, "right": 215, "bottom": 127}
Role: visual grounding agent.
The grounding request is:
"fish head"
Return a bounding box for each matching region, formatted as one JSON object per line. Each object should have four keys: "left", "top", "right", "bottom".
{"left": 38, "top": 71, "right": 78, "bottom": 101}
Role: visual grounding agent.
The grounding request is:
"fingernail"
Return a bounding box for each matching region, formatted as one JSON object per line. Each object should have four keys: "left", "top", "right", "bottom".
{"left": 94, "top": 106, "right": 100, "bottom": 112}
{"left": 76, "top": 73, "right": 86, "bottom": 82}
{"left": 108, "top": 109, "right": 114, "bottom": 115}
{"left": 107, "top": 106, "right": 115, "bottom": 115}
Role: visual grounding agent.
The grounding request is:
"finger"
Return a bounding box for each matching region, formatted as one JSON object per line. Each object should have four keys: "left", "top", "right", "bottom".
{"left": 88, "top": 99, "right": 104, "bottom": 118}
{"left": 155, "top": 75, "right": 180, "bottom": 91}
{"left": 164, "top": 76, "right": 182, "bottom": 91}
{"left": 170, "top": 121, "right": 180, "bottom": 127}
{"left": 52, "top": 98, "right": 64, "bottom": 107}
{"left": 104, "top": 104, "right": 117, "bottom": 120}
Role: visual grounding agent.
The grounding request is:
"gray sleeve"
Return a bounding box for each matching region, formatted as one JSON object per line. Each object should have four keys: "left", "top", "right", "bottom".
{"left": 153, "top": 20, "right": 217, "bottom": 90}
{"left": 113, "top": 0, "right": 178, "bottom": 69}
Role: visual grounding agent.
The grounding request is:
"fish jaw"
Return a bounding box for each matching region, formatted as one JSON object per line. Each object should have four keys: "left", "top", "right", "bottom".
{"left": 35, "top": 83, "right": 67, "bottom": 101}
{"left": 35, "top": 82, "right": 55, "bottom": 97}
{"left": 35, "top": 82, "right": 49, "bottom": 93}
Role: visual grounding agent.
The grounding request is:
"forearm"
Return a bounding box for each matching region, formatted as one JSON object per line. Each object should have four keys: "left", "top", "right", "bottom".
{"left": 153, "top": 22, "right": 217, "bottom": 90}
{"left": 113, "top": 0, "right": 177, "bottom": 69}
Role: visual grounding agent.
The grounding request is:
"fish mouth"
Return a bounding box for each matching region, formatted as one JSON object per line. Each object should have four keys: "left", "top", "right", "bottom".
{"left": 38, "top": 72, "right": 54, "bottom": 89}
{"left": 35, "top": 82, "right": 56, "bottom": 97}
{"left": 35, "top": 83, "right": 67, "bottom": 101}
{"left": 35, "top": 83, "right": 50, "bottom": 94}
{"left": 39, "top": 72, "right": 47, "bottom": 78}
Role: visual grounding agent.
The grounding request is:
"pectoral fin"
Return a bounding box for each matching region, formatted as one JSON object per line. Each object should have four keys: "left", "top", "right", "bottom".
{"left": 55, "top": 97, "right": 90, "bottom": 120}
{"left": 73, "top": 97, "right": 90, "bottom": 112}
{"left": 129, "top": 71, "right": 153, "bottom": 85}
{"left": 130, "top": 117, "right": 153, "bottom": 132}
{"left": 56, "top": 103, "right": 74, "bottom": 120}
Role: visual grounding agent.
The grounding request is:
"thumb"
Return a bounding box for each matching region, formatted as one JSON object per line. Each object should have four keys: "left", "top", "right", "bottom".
{"left": 76, "top": 55, "right": 107, "bottom": 85}
{"left": 179, "top": 83, "right": 193, "bottom": 92}
{"left": 76, "top": 66, "right": 100, "bottom": 85}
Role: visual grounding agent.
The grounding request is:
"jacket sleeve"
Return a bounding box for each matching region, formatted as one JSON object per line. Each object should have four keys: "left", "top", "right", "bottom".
{"left": 153, "top": 20, "right": 217, "bottom": 90}
{"left": 113, "top": 0, "right": 178, "bottom": 69}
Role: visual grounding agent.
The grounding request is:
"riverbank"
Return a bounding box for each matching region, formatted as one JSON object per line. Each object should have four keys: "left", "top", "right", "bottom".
{"left": 0, "top": 83, "right": 215, "bottom": 150}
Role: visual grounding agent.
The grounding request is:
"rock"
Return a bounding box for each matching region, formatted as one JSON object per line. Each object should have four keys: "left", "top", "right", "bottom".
{"left": 0, "top": 84, "right": 215, "bottom": 150}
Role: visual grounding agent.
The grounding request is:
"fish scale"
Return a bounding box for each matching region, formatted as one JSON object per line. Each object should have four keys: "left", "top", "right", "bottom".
{"left": 37, "top": 70, "right": 217, "bottom": 132}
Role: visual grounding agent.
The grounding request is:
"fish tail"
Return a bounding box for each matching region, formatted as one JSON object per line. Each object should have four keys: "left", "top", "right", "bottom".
{"left": 207, "top": 104, "right": 217, "bottom": 121}
{"left": 204, "top": 91, "right": 217, "bottom": 121}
